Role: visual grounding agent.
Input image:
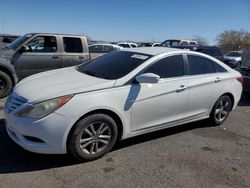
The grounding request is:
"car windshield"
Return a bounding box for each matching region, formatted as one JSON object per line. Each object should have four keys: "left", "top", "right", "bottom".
{"left": 7, "top": 34, "right": 34, "bottom": 50}
{"left": 226, "top": 52, "right": 241, "bottom": 57}
{"left": 161, "top": 40, "right": 181, "bottom": 47}
{"left": 77, "top": 51, "right": 152, "bottom": 80}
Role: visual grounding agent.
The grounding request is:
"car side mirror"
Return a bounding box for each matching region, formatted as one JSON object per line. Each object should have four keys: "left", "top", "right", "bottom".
{"left": 19, "top": 45, "right": 29, "bottom": 53}
{"left": 135, "top": 73, "right": 160, "bottom": 84}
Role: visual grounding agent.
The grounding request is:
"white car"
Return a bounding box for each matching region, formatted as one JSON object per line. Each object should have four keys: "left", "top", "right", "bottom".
{"left": 88, "top": 43, "right": 122, "bottom": 59}
{"left": 4, "top": 47, "right": 243, "bottom": 161}
{"left": 224, "top": 51, "right": 242, "bottom": 67}
{"left": 117, "top": 42, "right": 138, "bottom": 48}
{"left": 161, "top": 39, "right": 198, "bottom": 47}
{"left": 138, "top": 42, "right": 161, "bottom": 47}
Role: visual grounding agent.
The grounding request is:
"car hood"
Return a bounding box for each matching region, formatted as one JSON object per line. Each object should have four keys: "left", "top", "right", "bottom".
{"left": 0, "top": 47, "right": 15, "bottom": 60}
{"left": 14, "top": 67, "right": 116, "bottom": 102}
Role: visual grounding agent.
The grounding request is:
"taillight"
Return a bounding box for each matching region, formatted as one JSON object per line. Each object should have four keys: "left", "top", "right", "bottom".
{"left": 236, "top": 76, "right": 244, "bottom": 84}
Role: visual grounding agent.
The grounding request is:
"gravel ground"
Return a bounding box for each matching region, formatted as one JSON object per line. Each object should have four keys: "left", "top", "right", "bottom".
{"left": 0, "top": 97, "right": 249, "bottom": 188}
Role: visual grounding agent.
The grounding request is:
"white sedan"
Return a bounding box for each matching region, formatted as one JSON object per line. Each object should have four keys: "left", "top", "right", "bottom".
{"left": 4, "top": 47, "right": 243, "bottom": 161}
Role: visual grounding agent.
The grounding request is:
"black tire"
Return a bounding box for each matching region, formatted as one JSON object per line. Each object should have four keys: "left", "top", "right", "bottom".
{"left": 68, "top": 114, "right": 118, "bottom": 161}
{"left": 0, "top": 71, "right": 13, "bottom": 98}
{"left": 209, "top": 95, "right": 232, "bottom": 126}
{"left": 236, "top": 61, "right": 241, "bottom": 68}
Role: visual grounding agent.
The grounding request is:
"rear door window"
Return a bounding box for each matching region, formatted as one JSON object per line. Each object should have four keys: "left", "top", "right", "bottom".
{"left": 187, "top": 55, "right": 215, "bottom": 75}
{"left": 63, "top": 37, "right": 83, "bottom": 53}
{"left": 214, "top": 63, "right": 227, "bottom": 73}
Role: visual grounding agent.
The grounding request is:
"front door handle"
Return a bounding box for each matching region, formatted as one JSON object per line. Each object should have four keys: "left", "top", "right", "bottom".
{"left": 176, "top": 85, "right": 188, "bottom": 92}
{"left": 215, "top": 77, "right": 221, "bottom": 83}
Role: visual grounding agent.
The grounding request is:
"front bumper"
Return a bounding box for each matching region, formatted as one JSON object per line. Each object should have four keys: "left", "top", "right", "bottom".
{"left": 224, "top": 59, "right": 239, "bottom": 68}
{"left": 4, "top": 111, "right": 76, "bottom": 154}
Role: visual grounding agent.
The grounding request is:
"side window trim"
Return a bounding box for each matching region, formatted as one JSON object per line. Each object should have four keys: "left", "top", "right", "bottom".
{"left": 63, "top": 37, "right": 83, "bottom": 53}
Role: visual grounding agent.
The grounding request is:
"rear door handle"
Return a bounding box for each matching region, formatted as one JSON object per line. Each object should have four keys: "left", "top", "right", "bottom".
{"left": 215, "top": 77, "right": 221, "bottom": 83}
{"left": 176, "top": 85, "right": 188, "bottom": 92}
{"left": 52, "top": 56, "right": 59, "bottom": 59}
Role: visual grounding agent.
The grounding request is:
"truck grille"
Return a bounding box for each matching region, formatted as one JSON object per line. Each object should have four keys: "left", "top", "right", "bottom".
{"left": 5, "top": 92, "right": 28, "bottom": 113}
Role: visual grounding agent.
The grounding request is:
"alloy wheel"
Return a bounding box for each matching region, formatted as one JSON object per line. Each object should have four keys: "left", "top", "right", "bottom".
{"left": 214, "top": 98, "right": 231, "bottom": 123}
{"left": 79, "top": 122, "right": 111, "bottom": 155}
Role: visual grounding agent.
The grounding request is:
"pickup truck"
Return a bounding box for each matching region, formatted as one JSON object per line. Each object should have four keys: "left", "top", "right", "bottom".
{"left": 0, "top": 33, "right": 90, "bottom": 98}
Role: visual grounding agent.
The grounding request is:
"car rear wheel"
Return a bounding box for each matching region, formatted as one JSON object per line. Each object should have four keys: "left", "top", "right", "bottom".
{"left": 68, "top": 114, "right": 118, "bottom": 161}
{"left": 0, "top": 71, "right": 13, "bottom": 98}
{"left": 209, "top": 95, "right": 232, "bottom": 125}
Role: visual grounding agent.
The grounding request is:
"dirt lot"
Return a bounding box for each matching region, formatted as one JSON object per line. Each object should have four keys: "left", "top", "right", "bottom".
{"left": 0, "top": 97, "right": 249, "bottom": 188}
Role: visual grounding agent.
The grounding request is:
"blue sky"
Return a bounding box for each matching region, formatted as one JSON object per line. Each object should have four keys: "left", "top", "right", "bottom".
{"left": 0, "top": 0, "right": 249, "bottom": 44}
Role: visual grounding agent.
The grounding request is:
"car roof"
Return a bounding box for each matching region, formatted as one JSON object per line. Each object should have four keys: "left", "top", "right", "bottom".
{"left": 122, "top": 47, "right": 185, "bottom": 55}
{"left": 26, "top": 33, "right": 86, "bottom": 37}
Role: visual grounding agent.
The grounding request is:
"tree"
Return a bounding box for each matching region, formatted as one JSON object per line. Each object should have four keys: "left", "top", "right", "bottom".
{"left": 216, "top": 30, "right": 250, "bottom": 54}
{"left": 192, "top": 35, "right": 208, "bottom": 45}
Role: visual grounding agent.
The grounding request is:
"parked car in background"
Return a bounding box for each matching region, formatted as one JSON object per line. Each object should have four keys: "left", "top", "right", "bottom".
{"left": 224, "top": 51, "right": 242, "bottom": 68}
{"left": 117, "top": 42, "right": 138, "bottom": 48}
{"left": 0, "top": 33, "right": 90, "bottom": 98}
{"left": 0, "top": 34, "right": 20, "bottom": 48}
{"left": 89, "top": 44, "right": 123, "bottom": 59}
{"left": 138, "top": 42, "right": 161, "bottom": 47}
{"left": 161, "top": 39, "right": 198, "bottom": 47}
{"left": 4, "top": 47, "right": 242, "bottom": 161}
{"left": 173, "top": 45, "right": 224, "bottom": 62}
{"left": 237, "top": 48, "right": 250, "bottom": 95}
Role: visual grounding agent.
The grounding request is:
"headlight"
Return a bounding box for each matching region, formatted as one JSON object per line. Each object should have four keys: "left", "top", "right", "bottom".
{"left": 16, "top": 95, "right": 73, "bottom": 118}
{"left": 235, "top": 57, "right": 241, "bottom": 61}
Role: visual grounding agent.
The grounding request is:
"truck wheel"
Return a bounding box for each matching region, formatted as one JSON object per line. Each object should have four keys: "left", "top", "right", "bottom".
{"left": 0, "top": 71, "right": 13, "bottom": 98}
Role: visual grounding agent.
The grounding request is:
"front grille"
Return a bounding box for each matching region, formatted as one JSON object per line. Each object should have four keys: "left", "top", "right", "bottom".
{"left": 5, "top": 92, "right": 28, "bottom": 113}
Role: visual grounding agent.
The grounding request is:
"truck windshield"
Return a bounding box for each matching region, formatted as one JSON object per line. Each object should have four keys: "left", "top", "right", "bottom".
{"left": 77, "top": 51, "right": 152, "bottom": 80}
{"left": 7, "top": 34, "right": 34, "bottom": 50}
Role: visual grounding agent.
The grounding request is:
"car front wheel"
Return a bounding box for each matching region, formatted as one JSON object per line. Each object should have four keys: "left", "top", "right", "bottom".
{"left": 68, "top": 114, "right": 118, "bottom": 161}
